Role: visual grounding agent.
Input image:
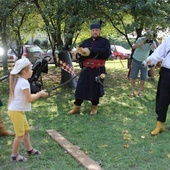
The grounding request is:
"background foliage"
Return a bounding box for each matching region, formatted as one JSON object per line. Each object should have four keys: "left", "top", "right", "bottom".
{"left": 0, "top": 0, "right": 170, "bottom": 73}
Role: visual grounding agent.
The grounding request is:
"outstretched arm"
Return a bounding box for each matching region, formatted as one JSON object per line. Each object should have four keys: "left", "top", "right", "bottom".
{"left": 24, "top": 89, "right": 49, "bottom": 103}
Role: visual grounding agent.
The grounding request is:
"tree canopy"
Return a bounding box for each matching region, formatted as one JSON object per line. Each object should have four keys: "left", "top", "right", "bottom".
{"left": 0, "top": 0, "right": 170, "bottom": 73}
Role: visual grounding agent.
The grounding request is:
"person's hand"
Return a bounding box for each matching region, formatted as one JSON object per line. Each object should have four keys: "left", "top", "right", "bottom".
{"left": 141, "top": 59, "right": 152, "bottom": 67}
{"left": 146, "top": 60, "right": 151, "bottom": 65}
{"left": 78, "top": 47, "right": 90, "bottom": 56}
{"left": 146, "top": 58, "right": 152, "bottom": 65}
{"left": 150, "top": 44, "right": 156, "bottom": 51}
{"left": 39, "top": 90, "right": 49, "bottom": 98}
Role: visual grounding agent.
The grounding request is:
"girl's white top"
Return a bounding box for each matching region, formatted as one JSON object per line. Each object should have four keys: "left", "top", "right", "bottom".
{"left": 147, "top": 36, "right": 170, "bottom": 68}
{"left": 8, "top": 77, "right": 31, "bottom": 111}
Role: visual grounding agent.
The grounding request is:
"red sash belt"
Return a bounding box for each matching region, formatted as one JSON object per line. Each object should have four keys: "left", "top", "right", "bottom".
{"left": 83, "top": 59, "right": 105, "bottom": 68}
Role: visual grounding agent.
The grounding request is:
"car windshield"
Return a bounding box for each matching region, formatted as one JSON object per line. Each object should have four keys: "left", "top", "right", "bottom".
{"left": 27, "top": 46, "right": 43, "bottom": 53}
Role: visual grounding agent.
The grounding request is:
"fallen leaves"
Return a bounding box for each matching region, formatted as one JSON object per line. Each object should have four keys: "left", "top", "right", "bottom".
{"left": 123, "top": 144, "right": 129, "bottom": 148}
{"left": 123, "top": 130, "right": 131, "bottom": 149}
{"left": 85, "top": 151, "right": 89, "bottom": 155}
{"left": 141, "top": 135, "right": 145, "bottom": 139}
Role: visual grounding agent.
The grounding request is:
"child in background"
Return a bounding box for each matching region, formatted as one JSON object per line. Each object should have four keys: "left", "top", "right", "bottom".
{"left": 8, "top": 58, "right": 48, "bottom": 162}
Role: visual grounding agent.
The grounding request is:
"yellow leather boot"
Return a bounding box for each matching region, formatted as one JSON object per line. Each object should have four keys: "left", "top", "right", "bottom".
{"left": 90, "top": 105, "right": 98, "bottom": 115}
{"left": 0, "top": 115, "right": 15, "bottom": 136}
{"left": 68, "top": 105, "right": 80, "bottom": 114}
{"left": 151, "top": 121, "right": 164, "bottom": 136}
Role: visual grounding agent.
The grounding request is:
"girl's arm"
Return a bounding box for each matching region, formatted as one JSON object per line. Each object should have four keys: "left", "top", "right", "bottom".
{"left": 24, "top": 89, "right": 48, "bottom": 103}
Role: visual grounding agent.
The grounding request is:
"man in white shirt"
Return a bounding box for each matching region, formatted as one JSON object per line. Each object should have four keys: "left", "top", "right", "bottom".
{"left": 146, "top": 36, "right": 170, "bottom": 135}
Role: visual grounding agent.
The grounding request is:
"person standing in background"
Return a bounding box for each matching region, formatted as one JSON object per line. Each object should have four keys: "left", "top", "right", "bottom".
{"left": 129, "top": 30, "right": 156, "bottom": 97}
{"left": 68, "top": 22, "right": 111, "bottom": 115}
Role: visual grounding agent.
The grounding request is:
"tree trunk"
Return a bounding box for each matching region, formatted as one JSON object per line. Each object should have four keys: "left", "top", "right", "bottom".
{"left": 0, "top": 17, "right": 9, "bottom": 75}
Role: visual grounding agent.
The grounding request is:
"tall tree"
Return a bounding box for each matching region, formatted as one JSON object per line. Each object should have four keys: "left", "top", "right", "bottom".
{"left": 84, "top": 0, "right": 170, "bottom": 47}
{"left": 0, "top": 0, "right": 16, "bottom": 74}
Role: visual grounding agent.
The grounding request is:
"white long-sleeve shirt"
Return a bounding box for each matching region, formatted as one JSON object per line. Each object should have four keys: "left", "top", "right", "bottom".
{"left": 147, "top": 36, "right": 170, "bottom": 69}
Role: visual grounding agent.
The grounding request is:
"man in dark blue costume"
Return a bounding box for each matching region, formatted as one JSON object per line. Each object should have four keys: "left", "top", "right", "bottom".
{"left": 68, "top": 23, "right": 111, "bottom": 115}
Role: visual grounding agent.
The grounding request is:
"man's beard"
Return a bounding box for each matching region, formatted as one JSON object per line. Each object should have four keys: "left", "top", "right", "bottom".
{"left": 92, "top": 34, "right": 100, "bottom": 39}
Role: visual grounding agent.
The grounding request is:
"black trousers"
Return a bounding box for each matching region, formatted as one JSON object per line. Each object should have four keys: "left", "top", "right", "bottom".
{"left": 74, "top": 98, "right": 99, "bottom": 106}
{"left": 156, "top": 67, "right": 170, "bottom": 122}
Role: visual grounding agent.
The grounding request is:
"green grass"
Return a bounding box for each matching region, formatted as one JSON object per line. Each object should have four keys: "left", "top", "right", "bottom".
{"left": 1, "top": 60, "right": 170, "bottom": 170}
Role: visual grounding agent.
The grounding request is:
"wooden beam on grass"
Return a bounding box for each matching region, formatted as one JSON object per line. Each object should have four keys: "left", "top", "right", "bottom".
{"left": 46, "top": 129, "right": 103, "bottom": 170}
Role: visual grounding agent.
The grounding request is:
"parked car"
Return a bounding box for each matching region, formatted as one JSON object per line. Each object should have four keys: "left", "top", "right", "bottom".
{"left": 20, "top": 45, "right": 50, "bottom": 63}
{"left": 110, "top": 45, "right": 131, "bottom": 60}
{"left": 70, "top": 47, "right": 78, "bottom": 62}
{"left": 46, "top": 48, "right": 59, "bottom": 64}
{"left": 7, "top": 49, "right": 18, "bottom": 63}
{"left": 46, "top": 47, "right": 77, "bottom": 63}
{"left": 0, "top": 46, "right": 18, "bottom": 66}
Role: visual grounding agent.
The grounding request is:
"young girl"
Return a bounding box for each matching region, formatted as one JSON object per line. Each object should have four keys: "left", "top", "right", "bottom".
{"left": 8, "top": 58, "right": 48, "bottom": 162}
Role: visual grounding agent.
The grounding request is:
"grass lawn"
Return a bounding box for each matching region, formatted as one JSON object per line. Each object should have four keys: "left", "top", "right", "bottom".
{"left": 1, "top": 60, "right": 170, "bottom": 170}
